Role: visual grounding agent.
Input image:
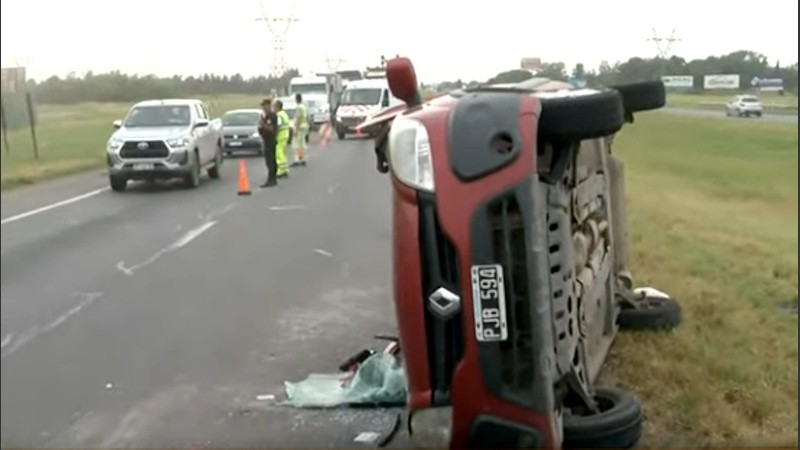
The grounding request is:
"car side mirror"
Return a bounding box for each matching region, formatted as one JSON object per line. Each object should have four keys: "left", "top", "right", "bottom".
{"left": 113, "top": 120, "right": 122, "bottom": 129}
{"left": 194, "top": 119, "right": 209, "bottom": 128}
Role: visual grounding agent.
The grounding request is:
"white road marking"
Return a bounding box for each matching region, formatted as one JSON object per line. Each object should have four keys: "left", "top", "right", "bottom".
{"left": 255, "top": 394, "right": 275, "bottom": 401}
{"left": 354, "top": 432, "right": 380, "bottom": 443}
{"left": 0, "top": 187, "right": 109, "bottom": 226}
{"left": 1, "top": 292, "right": 103, "bottom": 359}
{"left": 117, "top": 221, "right": 218, "bottom": 276}
{"left": 1, "top": 334, "right": 12, "bottom": 349}
{"left": 269, "top": 205, "right": 308, "bottom": 211}
{"left": 313, "top": 248, "right": 333, "bottom": 257}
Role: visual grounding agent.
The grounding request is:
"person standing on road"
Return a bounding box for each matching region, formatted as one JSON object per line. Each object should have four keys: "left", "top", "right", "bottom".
{"left": 291, "top": 93, "right": 310, "bottom": 167}
{"left": 258, "top": 98, "right": 279, "bottom": 188}
{"left": 274, "top": 100, "right": 291, "bottom": 178}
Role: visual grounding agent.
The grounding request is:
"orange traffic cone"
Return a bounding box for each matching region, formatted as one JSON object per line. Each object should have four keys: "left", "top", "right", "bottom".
{"left": 237, "top": 160, "right": 251, "bottom": 196}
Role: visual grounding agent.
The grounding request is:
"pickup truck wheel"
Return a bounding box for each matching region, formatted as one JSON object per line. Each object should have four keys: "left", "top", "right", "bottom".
{"left": 562, "top": 387, "right": 643, "bottom": 449}
{"left": 183, "top": 152, "right": 201, "bottom": 189}
{"left": 538, "top": 90, "right": 625, "bottom": 144}
{"left": 618, "top": 296, "right": 682, "bottom": 331}
{"left": 207, "top": 150, "right": 222, "bottom": 179}
{"left": 109, "top": 175, "right": 127, "bottom": 192}
{"left": 337, "top": 127, "right": 346, "bottom": 140}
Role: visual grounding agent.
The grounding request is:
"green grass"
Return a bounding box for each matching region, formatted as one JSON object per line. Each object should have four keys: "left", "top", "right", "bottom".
{"left": 668, "top": 91, "right": 798, "bottom": 115}
{"left": 598, "top": 111, "right": 798, "bottom": 447}
{"left": 0, "top": 95, "right": 265, "bottom": 190}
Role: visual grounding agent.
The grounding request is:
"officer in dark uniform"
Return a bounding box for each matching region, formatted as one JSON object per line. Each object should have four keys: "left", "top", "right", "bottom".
{"left": 258, "top": 98, "right": 279, "bottom": 187}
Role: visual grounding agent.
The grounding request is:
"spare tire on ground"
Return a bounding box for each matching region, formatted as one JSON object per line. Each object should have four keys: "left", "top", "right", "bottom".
{"left": 618, "top": 296, "right": 682, "bottom": 331}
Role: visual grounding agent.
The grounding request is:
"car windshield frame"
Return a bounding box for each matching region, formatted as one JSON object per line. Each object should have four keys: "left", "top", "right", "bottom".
{"left": 339, "top": 88, "right": 382, "bottom": 106}
{"left": 740, "top": 97, "right": 760, "bottom": 103}
{"left": 222, "top": 111, "right": 262, "bottom": 127}
{"left": 124, "top": 105, "right": 192, "bottom": 128}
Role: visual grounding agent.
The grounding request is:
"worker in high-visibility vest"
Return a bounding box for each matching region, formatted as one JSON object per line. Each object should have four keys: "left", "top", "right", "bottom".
{"left": 291, "top": 93, "right": 310, "bottom": 167}
{"left": 274, "top": 99, "right": 290, "bottom": 178}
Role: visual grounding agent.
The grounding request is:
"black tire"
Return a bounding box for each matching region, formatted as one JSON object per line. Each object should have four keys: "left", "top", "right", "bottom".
{"left": 618, "top": 296, "right": 682, "bottom": 331}
{"left": 207, "top": 150, "right": 222, "bottom": 179}
{"left": 612, "top": 80, "right": 666, "bottom": 115}
{"left": 183, "top": 152, "right": 201, "bottom": 189}
{"left": 109, "top": 175, "right": 127, "bottom": 192}
{"left": 337, "top": 129, "right": 346, "bottom": 140}
{"left": 563, "top": 386, "right": 643, "bottom": 449}
{"left": 539, "top": 90, "right": 625, "bottom": 143}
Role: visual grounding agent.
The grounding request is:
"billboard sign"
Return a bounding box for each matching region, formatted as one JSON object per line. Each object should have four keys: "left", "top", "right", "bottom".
{"left": 521, "top": 57, "right": 542, "bottom": 72}
{"left": 751, "top": 76, "right": 784, "bottom": 91}
{"left": 661, "top": 75, "right": 694, "bottom": 89}
{"left": 704, "top": 74, "right": 740, "bottom": 90}
{"left": 1, "top": 67, "right": 26, "bottom": 93}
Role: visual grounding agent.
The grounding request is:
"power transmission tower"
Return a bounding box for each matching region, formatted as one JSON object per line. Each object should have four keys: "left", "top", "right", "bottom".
{"left": 256, "top": 1, "right": 300, "bottom": 78}
{"left": 647, "top": 28, "right": 681, "bottom": 59}
{"left": 325, "top": 56, "right": 345, "bottom": 73}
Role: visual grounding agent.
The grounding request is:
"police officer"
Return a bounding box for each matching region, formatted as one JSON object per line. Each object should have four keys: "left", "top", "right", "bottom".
{"left": 274, "top": 99, "right": 291, "bottom": 178}
{"left": 291, "top": 93, "right": 310, "bottom": 167}
{"left": 257, "top": 98, "right": 278, "bottom": 187}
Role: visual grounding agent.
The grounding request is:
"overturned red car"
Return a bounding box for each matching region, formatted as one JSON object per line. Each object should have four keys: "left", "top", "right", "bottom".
{"left": 360, "top": 58, "right": 682, "bottom": 449}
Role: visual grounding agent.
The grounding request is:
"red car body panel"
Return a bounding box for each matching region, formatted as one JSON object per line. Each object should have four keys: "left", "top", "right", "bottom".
{"left": 391, "top": 92, "right": 558, "bottom": 448}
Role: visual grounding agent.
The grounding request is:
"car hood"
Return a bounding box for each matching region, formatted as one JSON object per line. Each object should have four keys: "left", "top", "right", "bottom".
{"left": 113, "top": 126, "right": 192, "bottom": 140}
{"left": 222, "top": 125, "right": 258, "bottom": 135}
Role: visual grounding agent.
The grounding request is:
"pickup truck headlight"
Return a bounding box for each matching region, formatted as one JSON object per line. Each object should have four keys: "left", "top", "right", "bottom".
{"left": 166, "top": 136, "right": 191, "bottom": 148}
{"left": 107, "top": 138, "right": 123, "bottom": 150}
{"left": 388, "top": 117, "right": 434, "bottom": 192}
{"left": 251, "top": 131, "right": 260, "bottom": 138}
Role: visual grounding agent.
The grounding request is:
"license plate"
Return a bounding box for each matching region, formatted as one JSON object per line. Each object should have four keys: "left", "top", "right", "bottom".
{"left": 133, "top": 163, "right": 154, "bottom": 171}
{"left": 471, "top": 264, "right": 508, "bottom": 342}
{"left": 228, "top": 141, "right": 242, "bottom": 147}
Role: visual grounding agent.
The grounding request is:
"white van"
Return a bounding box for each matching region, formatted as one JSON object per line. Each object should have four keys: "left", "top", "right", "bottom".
{"left": 333, "top": 78, "right": 403, "bottom": 139}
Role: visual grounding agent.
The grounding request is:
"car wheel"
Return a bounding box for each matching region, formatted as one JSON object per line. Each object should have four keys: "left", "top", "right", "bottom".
{"left": 109, "top": 175, "right": 127, "bottom": 192}
{"left": 337, "top": 129, "right": 346, "bottom": 140}
{"left": 618, "top": 296, "right": 682, "bottom": 331}
{"left": 562, "top": 387, "right": 643, "bottom": 449}
{"left": 538, "top": 90, "right": 625, "bottom": 143}
{"left": 183, "top": 152, "right": 201, "bottom": 189}
{"left": 611, "top": 80, "right": 666, "bottom": 116}
{"left": 207, "top": 149, "right": 222, "bottom": 179}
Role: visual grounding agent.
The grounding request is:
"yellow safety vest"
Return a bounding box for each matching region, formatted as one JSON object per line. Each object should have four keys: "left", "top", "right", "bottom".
{"left": 277, "top": 110, "right": 290, "bottom": 140}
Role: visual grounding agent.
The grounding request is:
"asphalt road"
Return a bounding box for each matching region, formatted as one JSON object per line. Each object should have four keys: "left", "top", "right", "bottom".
{"left": 662, "top": 106, "right": 798, "bottom": 124}
{"left": 1, "top": 137, "right": 407, "bottom": 448}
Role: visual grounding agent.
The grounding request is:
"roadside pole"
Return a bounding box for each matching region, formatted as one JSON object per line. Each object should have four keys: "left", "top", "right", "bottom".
{"left": 25, "top": 92, "right": 38, "bottom": 160}
{"left": 0, "top": 97, "right": 10, "bottom": 155}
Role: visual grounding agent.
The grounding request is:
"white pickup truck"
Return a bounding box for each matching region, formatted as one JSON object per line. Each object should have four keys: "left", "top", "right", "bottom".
{"left": 106, "top": 99, "right": 224, "bottom": 192}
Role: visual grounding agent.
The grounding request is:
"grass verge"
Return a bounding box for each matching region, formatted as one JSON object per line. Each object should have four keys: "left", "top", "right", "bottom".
{"left": 598, "top": 111, "right": 798, "bottom": 447}
{"left": 0, "top": 95, "right": 264, "bottom": 190}
{"left": 667, "top": 92, "right": 798, "bottom": 115}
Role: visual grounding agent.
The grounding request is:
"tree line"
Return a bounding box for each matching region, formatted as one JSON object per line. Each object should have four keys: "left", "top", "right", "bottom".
{"left": 440, "top": 50, "right": 799, "bottom": 93}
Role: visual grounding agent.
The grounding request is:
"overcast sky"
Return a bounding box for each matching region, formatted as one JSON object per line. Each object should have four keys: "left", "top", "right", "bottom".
{"left": 1, "top": 0, "right": 797, "bottom": 82}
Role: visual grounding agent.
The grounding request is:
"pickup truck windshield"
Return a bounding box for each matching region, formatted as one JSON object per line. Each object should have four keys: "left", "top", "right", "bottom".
{"left": 223, "top": 112, "right": 261, "bottom": 126}
{"left": 340, "top": 88, "right": 382, "bottom": 105}
{"left": 125, "top": 105, "right": 191, "bottom": 127}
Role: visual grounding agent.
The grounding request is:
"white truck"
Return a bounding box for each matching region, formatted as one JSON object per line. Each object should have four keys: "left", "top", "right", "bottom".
{"left": 289, "top": 74, "right": 343, "bottom": 129}
{"left": 333, "top": 78, "right": 403, "bottom": 140}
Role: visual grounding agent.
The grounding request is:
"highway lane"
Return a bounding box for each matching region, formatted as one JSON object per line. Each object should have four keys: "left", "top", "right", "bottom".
{"left": 1, "top": 138, "right": 405, "bottom": 447}
{"left": 662, "top": 106, "right": 798, "bottom": 124}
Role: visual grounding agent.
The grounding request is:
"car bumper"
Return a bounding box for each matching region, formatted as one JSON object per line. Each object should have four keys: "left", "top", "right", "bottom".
{"left": 335, "top": 116, "right": 367, "bottom": 133}
{"left": 223, "top": 138, "right": 263, "bottom": 152}
{"left": 108, "top": 158, "right": 194, "bottom": 180}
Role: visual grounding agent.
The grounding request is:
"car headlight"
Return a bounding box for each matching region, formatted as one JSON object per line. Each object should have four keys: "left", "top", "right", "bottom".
{"left": 107, "top": 138, "right": 123, "bottom": 150}
{"left": 166, "top": 136, "right": 190, "bottom": 148}
{"left": 388, "top": 117, "right": 434, "bottom": 192}
{"left": 251, "top": 131, "right": 260, "bottom": 138}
